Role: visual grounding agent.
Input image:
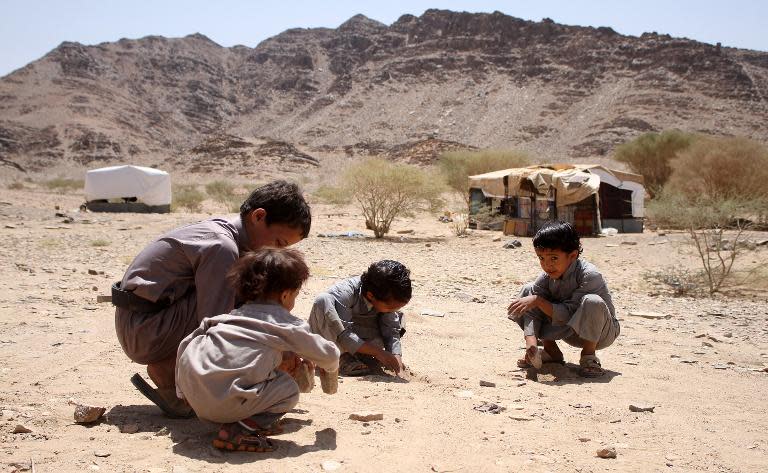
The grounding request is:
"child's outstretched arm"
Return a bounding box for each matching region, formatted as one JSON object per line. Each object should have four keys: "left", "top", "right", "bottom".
{"left": 508, "top": 275, "right": 554, "bottom": 319}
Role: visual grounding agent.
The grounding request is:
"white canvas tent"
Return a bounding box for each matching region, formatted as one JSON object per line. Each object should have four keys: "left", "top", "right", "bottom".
{"left": 84, "top": 165, "right": 172, "bottom": 213}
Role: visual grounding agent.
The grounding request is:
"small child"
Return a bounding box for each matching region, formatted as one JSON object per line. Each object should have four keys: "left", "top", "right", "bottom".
{"left": 175, "top": 248, "right": 340, "bottom": 452}
{"left": 309, "top": 260, "right": 411, "bottom": 377}
{"left": 507, "top": 221, "right": 620, "bottom": 377}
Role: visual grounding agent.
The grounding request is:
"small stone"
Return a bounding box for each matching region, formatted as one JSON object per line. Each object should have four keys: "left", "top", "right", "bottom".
{"left": 453, "top": 390, "right": 474, "bottom": 398}
{"left": 94, "top": 451, "right": 111, "bottom": 458}
{"left": 120, "top": 423, "right": 140, "bottom": 434}
{"left": 628, "top": 310, "right": 669, "bottom": 319}
{"left": 508, "top": 415, "right": 533, "bottom": 421}
{"left": 620, "top": 241, "right": 637, "bottom": 246}
{"left": 492, "top": 236, "right": 501, "bottom": 242}
{"left": 723, "top": 332, "right": 733, "bottom": 338}
{"left": 155, "top": 426, "right": 170, "bottom": 436}
{"left": 420, "top": 309, "right": 445, "bottom": 317}
{"left": 629, "top": 404, "right": 655, "bottom": 412}
{"left": 516, "top": 381, "right": 527, "bottom": 387}
{"left": 479, "top": 380, "right": 496, "bottom": 387}
{"left": 321, "top": 460, "right": 342, "bottom": 471}
{"left": 712, "top": 364, "right": 729, "bottom": 370}
{"left": 73, "top": 404, "right": 106, "bottom": 424}
{"left": 88, "top": 269, "right": 98, "bottom": 275}
{"left": 13, "top": 424, "right": 32, "bottom": 434}
{"left": 349, "top": 411, "right": 383, "bottom": 422}
{"left": 702, "top": 342, "right": 714, "bottom": 348}
{"left": 578, "top": 437, "right": 591, "bottom": 442}
{"left": 596, "top": 446, "right": 617, "bottom": 459}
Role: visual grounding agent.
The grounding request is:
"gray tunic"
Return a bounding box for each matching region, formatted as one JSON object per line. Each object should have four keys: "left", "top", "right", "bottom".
{"left": 308, "top": 276, "right": 403, "bottom": 355}
{"left": 115, "top": 216, "right": 250, "bottom": 364}
{"left": 514, "top": 258, "right": 620, "bottom": 349}
{"left": 176, "top": 302, "right": 340, "bottom": 424}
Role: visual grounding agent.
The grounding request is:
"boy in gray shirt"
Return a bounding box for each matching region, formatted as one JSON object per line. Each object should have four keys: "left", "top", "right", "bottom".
{"left": 309, "top": 260, "right": 411, "bottom": 377}
{"left": 507, "top": 221, "right": 620, "bottom": 377}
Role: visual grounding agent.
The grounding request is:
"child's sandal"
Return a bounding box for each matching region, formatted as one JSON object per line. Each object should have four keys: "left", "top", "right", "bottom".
{"left": 213, "top": 422, "right": 276, "bottom": 453}
{"left": 579, "top": 354, "right": 605, "bottom": 378}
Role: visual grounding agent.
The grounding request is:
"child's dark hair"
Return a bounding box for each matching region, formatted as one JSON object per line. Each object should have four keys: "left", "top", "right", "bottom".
{"left": 360, "top": 260, "right": 412, "bottom": 303}
{"left": 533, "top": 221, "right": 583, "bottom": 254}
{"left": 227, "top": 248, "right": 310, "bottom": 302}
{"left": 240, "top": 180, "right": 312, "bottom": 238}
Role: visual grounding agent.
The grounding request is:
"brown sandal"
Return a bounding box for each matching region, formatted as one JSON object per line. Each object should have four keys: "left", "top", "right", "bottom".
{"left": 212, "top": 422, "right": 276, "bottom": 453}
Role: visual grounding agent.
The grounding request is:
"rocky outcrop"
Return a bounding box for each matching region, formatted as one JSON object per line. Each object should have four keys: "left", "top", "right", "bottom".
{"left": 0, "top": 9, "right": 766, "bottom": 171}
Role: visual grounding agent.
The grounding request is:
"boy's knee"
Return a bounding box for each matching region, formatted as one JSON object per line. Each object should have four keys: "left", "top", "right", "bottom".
{"left": 580, "top": 294, "right": 606, "bottom": 307}
{"left": 518, "top": 283, "right": 535, "bottom": 297}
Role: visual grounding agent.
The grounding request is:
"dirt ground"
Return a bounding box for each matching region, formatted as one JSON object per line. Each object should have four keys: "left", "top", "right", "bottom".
{"left": 1, "top": 185, "right": 767, "bottom": 473}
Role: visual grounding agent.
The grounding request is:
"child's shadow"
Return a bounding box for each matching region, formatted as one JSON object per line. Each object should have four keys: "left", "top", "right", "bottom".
{"left": 528, "top": 363, "right": 622, "bottom": 385}
{"left": 105, "top": 405, "right": 336, "bottom": 462}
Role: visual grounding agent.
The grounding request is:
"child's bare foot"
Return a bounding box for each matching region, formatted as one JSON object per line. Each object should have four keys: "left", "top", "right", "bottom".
{"left": 517, "top": 346, "right": 542, "bottom": 369}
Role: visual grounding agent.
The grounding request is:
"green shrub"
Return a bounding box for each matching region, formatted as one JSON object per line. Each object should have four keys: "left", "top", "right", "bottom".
{"left": 172, "top": 184, "right": 205, "bottom": 212}
{"left": 205, "top": 180, "right": 236, "bottom": 203}
{"left": 337, "top": 158, "right": 446, "bottom": 238}
{"left": 614, "top": 130, "right": 696, "bottom": 197}
{"left": 666, "top": 136, "right": 768, "bottom": 201}
{"left": 43, "top": 177, "right": 84, "bottom": 192}
{"left": 439, "top": 150, "right": 529, "bottom": 204}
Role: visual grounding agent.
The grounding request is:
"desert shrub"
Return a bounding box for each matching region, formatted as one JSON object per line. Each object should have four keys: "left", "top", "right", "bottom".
{"left": 449, "top": 213, "right": 469, "bottom": 237}
{"left": 613, "top": 130, "right": 696, "bottom": 197}
{"left": 313, "top": 185, "right": 350, "bottom": 205}
{"left": 44, "top": 177, "right": 84, "bottom": 192}
{"left": 439, "top": 149, "right": 529, "bottom": 205}
{"left": 7, "top": 181, "right": 25, "bottom": 190}
{"left": 205, "top": 180, "right": 236, "bottom": 203}
{"left": 336, "top": 158, "right": 445, "bottom": 238}
{"left": 648, "top": 193, "right": 765, "bottom": 294}
{"left": 666, "top": 136, "right": 768, "bottom": 202}
{"left": 172, "top": 184, "right": 205, "bottom": 212}
{"left": 90, "top": 239, "right": 111, "bottom": 247}
{"left": 642, "top": 267, "right": 703, "bottom": 296}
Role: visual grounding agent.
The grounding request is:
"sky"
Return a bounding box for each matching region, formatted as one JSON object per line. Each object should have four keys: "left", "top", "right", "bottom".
{"left": 1, "top": 0, "right": 767, "bottom": 77}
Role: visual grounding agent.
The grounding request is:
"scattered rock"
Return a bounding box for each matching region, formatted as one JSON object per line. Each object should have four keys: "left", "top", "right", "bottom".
{"left": 605, "top": 243, "right": 619, "bottom": 247}
{"left": 396, "top": 229, "right": 414, "bottom": 234}
{"left": 474, "top": 402, "right": 505, "bottom": 414}
{"left": 571, "top": 403, "right": 591, "bottom": 409}
{"left": 620, "top": 241, "right": 637, "bottom": 246}
{"left": 453, "top": 390, "right": 474, "bottom": 398}
{"left": 596, "top": 446, "right": 617, "bottom": 459}
{"left": 712, "top": 364, "right": 729, "bottom": 370}
{"left": 13, "top": 424, "right": 32, "bottom": 434}
{"left": 94, "top": 451, "right": 111, "bottom": 458}
{"left": 349, "top": 411, "right": 383, "bottom": 422}
{"left": 627, "top": 310, "right": 670, "bottom": 319}
{"left": 503, "top": 239, "right": 522, "bottom": 249}
{"left": 492, "top": 236, "right": 502, "bottom": 242}
{"left": 73, "top": 404, "right": 106, "bottom": 424}
{"left": 120, "top": 423, "right": 140, "bottom": 434}
{"left": 87, "top": 269, "right": 98, "bottom": 275}
{"left": 479, "top": 380, "right": 496, "bottom": 387}
{"left": 629, "top": 404, "right": 655, "bottom": 413}
{"left": 154, "top": 426, "right": 170, "bottom": 436}
{"left": 702, "top": 341, "right": 714, "bottom": 348}
{"left": 578, "top": 437, "right": 591, "bottom": 442}
{"left": 420, "top": 309, "right": 445, "bottom": 317}
{"left": 723, "top": 332, "right": 733, "bottom": 338}
{"left": 508, "top": 415, "right": 533, "bottom": 421}
{"left": 321, "top": 460, "right": 342, "bottom": 471}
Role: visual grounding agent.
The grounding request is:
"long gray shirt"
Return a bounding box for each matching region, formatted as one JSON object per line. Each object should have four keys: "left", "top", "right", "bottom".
{"left": 120, "top": 216, "right": 250, "bottom": 322}
{"left": 175, "top": 302, "right": 340, "bottom": 423}
{"left": 530, "top": 258, "right": 616, "bottom": 325}
{"left": 315, "top": 276, "right": 403, "bottom": 355}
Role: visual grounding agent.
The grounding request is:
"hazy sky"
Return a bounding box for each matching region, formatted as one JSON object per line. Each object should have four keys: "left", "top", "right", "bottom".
{"left": 2, "top": 0, "right": 766, "bottom": 77}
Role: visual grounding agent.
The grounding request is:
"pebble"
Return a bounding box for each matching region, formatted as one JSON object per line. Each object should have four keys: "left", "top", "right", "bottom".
{"left": 13, "top": 424, "right": 32, "bottom": 434}
{"left": 120, "top": 423, "right": 140, "bottom": 434}
{"left": 322, "top": 460, "right": 342, "bottom": 471}
{"left": 155, "top": 426, "right": 170, "bottom": 436}
{"left": 73, "top": 404, "right": 106, "bottom": 424}
{"left": 349, "top": 411, "right": 383, "bottom": 422}
{"left": 479, "top": 380, "right": 496, "bottom": 387}
{"left": 492, "top": 236, "right": 502, "bottom": 242}
{"left": 509, "top": 415, "right": 533, "bottom": 421}
{"left": 420, "top": 309, "right": 445, "bottom": 317}
{"left": 88, "top": 269, "right": 98, "bottom": 275}
{"left": 453, "top": 390, "right": 474, "bottom": 398}
{"left": 712, "top": 364, "right": 729, "bottom": 370}
{"left": 629, "top": 404, "right": 655, "bottom": 413}
{"left": 596, "top": 446, "right": 617, "bottom": 459}
{"left": 93, "top": 451, "right": 111, "bottom": 458}
{"left": 578, "top": 437, "right": 591, "bottom": 442}
{"left": 620, "top": 241, "right": 637, "bottom": 246}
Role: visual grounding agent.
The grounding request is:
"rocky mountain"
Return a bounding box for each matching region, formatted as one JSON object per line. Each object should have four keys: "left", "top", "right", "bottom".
{"left": 1, "top": 9, "right": 767, "bottom": 173}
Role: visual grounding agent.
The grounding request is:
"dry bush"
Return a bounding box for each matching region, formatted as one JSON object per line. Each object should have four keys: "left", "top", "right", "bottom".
{"left": 205, "top": 180, "right": 236, "bottom": 203}
{"left": 439, "top": 149, "right": 529, "bottom": 205}
{"left": 666, "top": 136, "right": 768, "bottom": 202}
{"left": 449, "top": 213, "right": 469, "bottom": 236}
{"left": 313, "top": 185, "right": 350, "bottom": 205}
{"left": 613, "top": 130, "right": 696, "bottom": 197}
{"left": 642, "top": 267, "right": 703, "bottom": 296}
{"left": 338, "top": 158, "right": 445, "bottom": 238}
{"left": 44, "top": 177, "right": 84, "bottom": 192}
{"left": 172, "top": 184, "right": 205, "bottom": 213}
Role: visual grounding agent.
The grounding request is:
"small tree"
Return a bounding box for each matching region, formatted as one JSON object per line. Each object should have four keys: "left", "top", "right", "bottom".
{"left": 341, "top": 158, "right": 445, "bottom": 238}
{"left": 439, "top": 149, "right": 529, "bottom": 205}
{"left": 613, "top": 130, "right": 696, "bottom": 197}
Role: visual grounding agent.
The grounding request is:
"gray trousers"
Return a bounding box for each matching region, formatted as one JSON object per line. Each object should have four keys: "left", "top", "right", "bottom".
{"left": 515, "top": 284, "right": 620, "bottom": 350}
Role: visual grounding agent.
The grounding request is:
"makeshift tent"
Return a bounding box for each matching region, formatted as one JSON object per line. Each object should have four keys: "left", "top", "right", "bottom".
{"left": 467, "top": 164, "right": 646, "bottom": 235}
{"left": 84, "top": 165, "right": 172, "bottom": 213}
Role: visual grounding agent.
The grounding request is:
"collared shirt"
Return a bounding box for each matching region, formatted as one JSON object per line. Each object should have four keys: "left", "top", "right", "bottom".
{"left": 322, "top": 276, "right": 403, "bottom": 355}
{"left": 530, "top": 258, "right": 615, "bottom": 325}
{"left": 120, "top": 216, "right": 250, "bottom": 322}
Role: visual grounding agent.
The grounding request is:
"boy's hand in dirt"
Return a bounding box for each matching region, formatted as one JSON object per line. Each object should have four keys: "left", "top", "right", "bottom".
{"left": 377, "top": 351, "right": 403, "bottom": 374}
{"left": 278, "top": 351, "right": 301, "bottom": 375}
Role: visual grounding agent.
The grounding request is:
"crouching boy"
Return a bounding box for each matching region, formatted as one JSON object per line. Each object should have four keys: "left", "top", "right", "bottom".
{"left": 507, "top": 221, "right": 620, "bottom": 377}
{"left": 309, "top": 260, "right": 411, "bottom": 377}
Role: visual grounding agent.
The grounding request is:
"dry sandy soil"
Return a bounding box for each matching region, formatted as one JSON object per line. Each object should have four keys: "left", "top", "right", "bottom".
{"left": 1, "top": 185, "right": 767, "bottom": 473}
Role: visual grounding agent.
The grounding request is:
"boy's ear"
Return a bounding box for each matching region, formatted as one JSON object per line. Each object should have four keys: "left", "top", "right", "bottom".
{"left": 250, "top": 208, "right": 266, "bottom": 223}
